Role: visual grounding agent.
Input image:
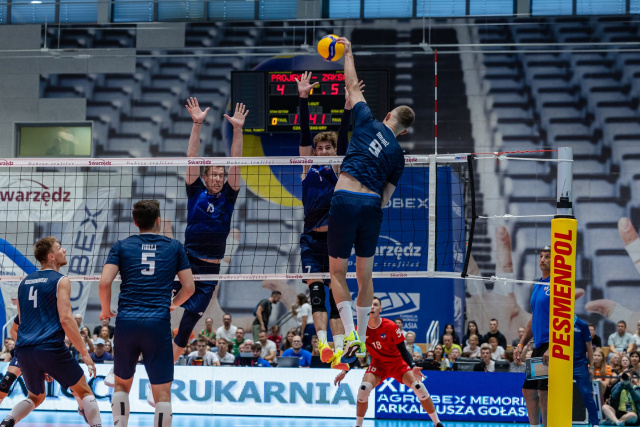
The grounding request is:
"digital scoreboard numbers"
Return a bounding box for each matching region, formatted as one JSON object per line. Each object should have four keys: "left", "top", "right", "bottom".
{"left": 231, "top": 70, "right": 389, "bottom": 133}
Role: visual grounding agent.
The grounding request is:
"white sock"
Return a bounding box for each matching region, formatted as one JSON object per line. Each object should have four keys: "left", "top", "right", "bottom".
{"left": 317, "top": 330, "right": 327, "bottom": 343}
{"left": 112, "top": 391, "right": 129, "bottom": 427}
{"left": 428, "top": 410, "right": 440, "bottom": 424}
{"left": 82, "top": 395, "right": 102, "bottom": 427}
{"left": 154, "top": 402, "right": 172, "bottom": 427}
{"left": 6, "top": 398, "right": 35, "bottom": 423}
{"left": 356, "top": 416, "right": 364, "bottom": 426}
{"left": 356, "top": 306, "right": 370, "bottom": 343}
{"left": 336, "top": 301, "right": 355, "bottom": 336}
{"left": 334, "top": 334, "right": 344, "bottom": 351}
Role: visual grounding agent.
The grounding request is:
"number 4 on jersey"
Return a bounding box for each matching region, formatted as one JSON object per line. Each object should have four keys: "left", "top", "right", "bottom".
{"left": 29, "top": 286, "right": 37, "bottom": 308}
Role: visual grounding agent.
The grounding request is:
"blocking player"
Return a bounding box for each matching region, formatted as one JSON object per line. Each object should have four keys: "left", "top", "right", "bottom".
{"left": 99, "top": 200, "right": 195, "bottom": 427}
{"left": 295, "top": 71, "right": 365, "bottom": 369}
{"left": 0, "top": 237, "right": 101, "bottom": 427}
{"left": 329, "top": 37, "right": 415, "bottom": 362}
{"left": 334, "top": 297, "right": 443, "bottom": 427}
{"left": 173, "top": 98, "right": 248, "bottom": 361}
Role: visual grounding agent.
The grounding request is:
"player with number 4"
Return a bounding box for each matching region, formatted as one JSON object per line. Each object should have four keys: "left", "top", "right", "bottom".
{"left": 99, "top": 200, "right": 195, "bottom": 427}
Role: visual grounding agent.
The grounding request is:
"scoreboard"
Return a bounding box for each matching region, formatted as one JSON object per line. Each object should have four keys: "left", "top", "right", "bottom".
{"left": 231, "top": 70, "right": 389, "bottom": 133}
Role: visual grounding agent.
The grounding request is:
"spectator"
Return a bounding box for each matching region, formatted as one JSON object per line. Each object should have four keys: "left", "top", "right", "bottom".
{"left": 269, "top": 325, "right": 282, "bottom": 350}
{"left": 199, "top": 317, "right": 217, "bottom": 348}
{"left": 512, "top": 327, "right": 525, "bottom": 348}
{"left": 602, "top": 372, "right": 640, "bottom": 426}
{"left": 258, "top": 331, "right": 277, "bottom": 365}
{"left": 292, "top": 293, "right": 315, "bottom": 348}
{"left": 251, "top": 344, "right": 271, "bottom": 367}
{"left": 634, "top": 321, "right": 640, "bottom": 351}
{"left": 449, "top": 348, "right": 461, "bottom": 364}
{"left": 79, "top": 326, "right": 94, "bottom": 356}
{"left": 505, "top": 350, "right": 525, "bottom": 373}
{"left": 480, "top": 344, "right": 495, "bottom": 372}
{"left": 92, "top": 318, "right": 114, "bottom": 339}
{"left": 305, "top": 334, "right": 318, "bottom": 353}
{"left": 0, "top": 339, "right": 14, "bottom": 361}
{"left": 395, "top": 318, "right": 407, "bottom": 338}
{"left": 463, "top": 320, "right": 483, "bottom": 346}
{"left": 216, "top": 338, "right": 235, "bottom": 364}
{"left": 483, "top": 319, "right": 507, "bottom": 349}
{"left": 412, "top": 351, "right": 423, "bottom": 362}
{"left": 281, "top": 335, "right": 312, "bottom": 368}
{"left": 252, "top": 290, "right": 283, "bottom": 341}
{"left": 622, "top": 355, "right": 632, "bottom": 373}
{"left": 488, "top": 336, "right": 505, "bottom": 360}
{"left": 438, "top": 323, "right": 460, "bottom": 346}
{"left": 442, "top": 334, "right": 462, "bottom": 358}
{"left": 187, "top": 338, "right": 220, "bottom": 366}
{"left": 463, "top": 334, "right": 481, "bottom": 358}
{"left": 425, "top": 350, "right": 435, "bottom": 359}
{"left": 433, "top": 344, "right": 450, "bottom": 371}
{"left": 589, "top": 323, "right": 603, "bottom": 349}
{"left": 231, "top": 328, "right": 246, "bottom": 356}
{"left": 310, "top": 336, "right": 321, "bottom": 357}
{"left": 405, "top": 331, "right": 422, "bottom": 355}
{"left": 631, "top": 351, "right": 640, "bottom": 375}
{"left": 609, "top": 320, "right": 635, "bottom": 358}
{"left": 74, "top": 313, "right": 84, "bottom": 330}
{"left": 280, "top": 328, "right": 296, "bottom": 355}
{"left": 593, "top": 348, "right": 613, "bottom": 400}
{"left": 89, "top": 338, "right": 113, "bottom": 364}
{"left": 99, "top": 326, "right": 110, "bottom": 342}
{"left": 104, "top": 339, "right": 113, "bottom": 355}
{"left": 241, "top": 340, "right": 254, "bottom": 353}
{"left": 611, "top": 353, "right": 624, "bottom": 374}
{"left": 216, "top": 314, "right": 237, "bottom": 342}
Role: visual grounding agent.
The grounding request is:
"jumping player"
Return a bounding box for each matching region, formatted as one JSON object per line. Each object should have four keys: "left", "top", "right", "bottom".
{"left": 173, "top": 99, "right": 248, "bottom": 361}
{"left": 334, "top": 297, "right": 443, "bottom": 427}
{"left": 0, "top": 237, "right": 101, "bottom": 427}
{"left": 99, "top": 200, "right": 195, "bottom": 427}
{"left": 328, "top": 37, "right": 415, "bottom": 362}
{"left": 295, "top": 71, "right": 363, "bottom": 369}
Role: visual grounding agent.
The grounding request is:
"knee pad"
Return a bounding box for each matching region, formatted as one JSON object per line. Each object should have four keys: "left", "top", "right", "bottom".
{"left": 411, "top": 381, "right": 429, "bottom": 401}
{"left": 309, "top": 282, "right": 327, "bottom": 314}
{"left": 174, "top": 310, "right": 202, "bottom": 348}
{"left": 328, "top": 288, "right": 340, "bottom": 319}
{"left": 357, "top": 382, "right": 373, "bottom": 403}
{"left": 0, "top": 372, "right": 17, "bottom": 394}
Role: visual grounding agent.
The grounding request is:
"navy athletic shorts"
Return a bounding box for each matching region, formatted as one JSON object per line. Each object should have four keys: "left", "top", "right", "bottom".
{"left": 16, "top": 343, "right": 84, "bottom": 395}
{"left": 300, "top": 231, "right": 330, "bottom": 283}
{"left": 9, "top": 356, "right": 19, "bottom": 368}
{"left": 327, "top": 190, "right": 383, "bottom": 259}
{"left": 114, "top": 317, "right": 173, "bottom": 385}
{"left": 173, "top": 252, "right": 220, "bottom": 315}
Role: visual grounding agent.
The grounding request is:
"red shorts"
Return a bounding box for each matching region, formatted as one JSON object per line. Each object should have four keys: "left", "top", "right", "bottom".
{"left": 366, "top": 359, "right": 411, "bottom": 383}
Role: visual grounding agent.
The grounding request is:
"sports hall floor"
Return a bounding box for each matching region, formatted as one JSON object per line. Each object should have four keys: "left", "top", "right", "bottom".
{"left": 13, "top": 412, "right": 541, "bottom": 427}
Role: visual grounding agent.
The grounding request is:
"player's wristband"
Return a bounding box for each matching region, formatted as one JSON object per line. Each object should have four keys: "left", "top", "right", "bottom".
{"left": 517, "top": 343, "right": 524, "bottom": 348}
{"left": 193, "top": 121, "right": 203, "bottom": 125}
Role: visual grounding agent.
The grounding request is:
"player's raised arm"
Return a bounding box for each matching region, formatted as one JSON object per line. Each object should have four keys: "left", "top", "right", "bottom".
{"left": 173, "top": 268, "right": 196, "bottom": 308}
{"left": 57, "top": 277, "right": 96, "bottom": 375}
{"left": 337, "top": 38, "right": 366, "bottom": 106}
{"left": 99, "top": 263, "right": 119, "bottom": 321}
{"left": 223, "top": 102, "right": 249, "bottom": 191}
{"left": 296, "top": 71, "right": 316, "bottom": 161}
{"left": 9, "top": 318, "right": 17, "bottom": 341}
{"left": 185, "top": 97, "right": 211, "bottom": 185}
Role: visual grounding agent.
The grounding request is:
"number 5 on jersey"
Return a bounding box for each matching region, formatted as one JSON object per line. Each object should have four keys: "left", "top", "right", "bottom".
{"left": 142, "top": 252, "right": 155, "bottom": 276}
{"left": 29, "top": 286, "right": 38, "bottom": 308}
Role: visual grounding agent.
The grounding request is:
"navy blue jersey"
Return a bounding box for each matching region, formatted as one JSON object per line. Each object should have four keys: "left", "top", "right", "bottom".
{"left": 16, "top": 269, "right": 65, "bottom": 349}
{"left": 106, "top": 234, "right": 190, "bottom": 321}
{"left": 302, "top": 165, "right": 338, "bottom": 232}
{"left": 573, "top": 316, "right": 591, "bottom": 371}
{"left": 530, "top": 276, "right": 551, "bottom": 348}
{"left": 185, "top": 179, "right": 239, "bottom": 260}
{"left": 340, "top": 102, "right": 405, "bottom": 195}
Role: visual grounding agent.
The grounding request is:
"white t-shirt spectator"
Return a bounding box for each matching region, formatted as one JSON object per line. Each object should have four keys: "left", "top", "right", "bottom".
{"left": 261, "top": 340, "right": 278, "bottom": 363}
{"left": 296, "top": 303, "right": 313, "bottom": 326}
{"left": 187, "top": 351, "right": 219, "bottom": 366}
{"left": 463, "top": 346, "right": 481, "bottom": 358}
{"left": 216, "top": 325, "right": 237, "bottom": 342}
{"left": 485, "top": 360, "right": 495, "bottom": 372}
{"left": 632, "top": 333, "right": 640, "bottom": 349}
{"left": 491, "top": 346, "right": 505, "bottom": 361}
{"left": 218, "top": 352, "right": 235, "bottom": 364}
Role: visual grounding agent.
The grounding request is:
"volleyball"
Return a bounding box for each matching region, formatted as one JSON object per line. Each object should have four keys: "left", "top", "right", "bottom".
{"left": 317, "top": 34, "right": 344, "bottom": 62}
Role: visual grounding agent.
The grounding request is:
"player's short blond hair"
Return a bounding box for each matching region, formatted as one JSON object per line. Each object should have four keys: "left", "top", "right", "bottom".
{"left": 33, "top": 236, "right": 58, "bottom": 264}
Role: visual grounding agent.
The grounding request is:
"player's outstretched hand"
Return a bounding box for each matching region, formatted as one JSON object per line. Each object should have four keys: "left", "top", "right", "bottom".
{"left": 185, "top": 97, "right": 210, "bottom": 124}
{"left": 99, "top": 309, "right": 116, "bottom": 322}
{"left": 334, "top": 370, "right": 347, "bottom": 386}
{"left": 295, "top": 71, "right": 318, "bottom": 98}
{"left": 224, "top": 103, "right": 249, "bottom": 130}
{"left": 412, "top": 366, "right": 425, "bottom": 380}
{"left": 345, "top": 80, "right": 365, "bottom": 109}
{"left": 336, "top": 37, "right": 352, "bottom": 54}
{"left": 83, "top": 354, "right": 97, "bottom": 378}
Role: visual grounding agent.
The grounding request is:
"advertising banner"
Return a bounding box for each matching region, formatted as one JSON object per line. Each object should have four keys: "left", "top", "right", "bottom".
{"left": 374, "top": 371, "right": 528, "bottom": 422}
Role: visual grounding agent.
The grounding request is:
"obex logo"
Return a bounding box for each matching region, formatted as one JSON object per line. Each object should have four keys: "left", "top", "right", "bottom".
{"left": 0, "top": 179, "right": 71, "bottom": 206}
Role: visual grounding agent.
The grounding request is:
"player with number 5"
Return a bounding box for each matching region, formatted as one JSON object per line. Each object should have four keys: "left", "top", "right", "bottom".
{"left": 0, "top": 237, "right": 102, "bottom": 427}
{"left": 327, "top": 37, "right": 415, "bottom": 363}
{"left": 99, "top": 200, "right": 195, "bottom": 427}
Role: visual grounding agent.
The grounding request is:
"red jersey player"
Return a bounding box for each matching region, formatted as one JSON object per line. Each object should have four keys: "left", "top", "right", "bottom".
{"left": 334, "top": 297, "right": 443, "bottom": 427}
